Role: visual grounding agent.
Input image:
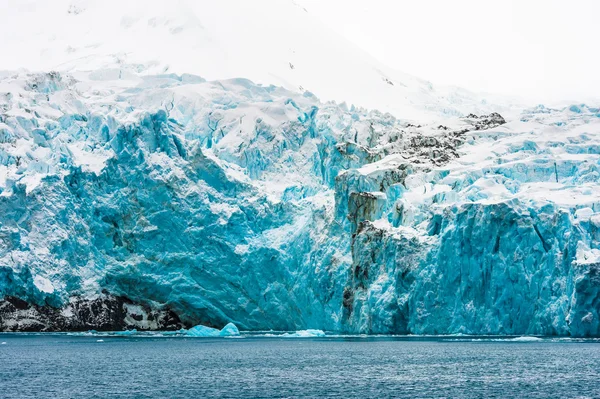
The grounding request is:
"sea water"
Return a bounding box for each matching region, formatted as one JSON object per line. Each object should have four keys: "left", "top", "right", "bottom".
{"left": 0, "top": 334, "right": 599, "bottom": 398}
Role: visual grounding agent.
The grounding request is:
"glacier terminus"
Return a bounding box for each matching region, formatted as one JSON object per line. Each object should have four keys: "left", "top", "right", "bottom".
{"left": 0, "top": 69, "right": 598, "bottom": 337}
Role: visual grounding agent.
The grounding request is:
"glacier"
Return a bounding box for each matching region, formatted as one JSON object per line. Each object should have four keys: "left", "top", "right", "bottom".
{"left": 0, "top": 70, "right": 598, "bottom": 337}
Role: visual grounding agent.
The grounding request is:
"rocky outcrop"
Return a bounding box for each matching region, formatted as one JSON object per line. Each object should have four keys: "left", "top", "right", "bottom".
{"left": 0, "top": 294, "right": 183, "bottom": 332}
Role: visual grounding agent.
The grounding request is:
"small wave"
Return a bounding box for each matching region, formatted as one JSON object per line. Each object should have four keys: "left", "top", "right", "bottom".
{"left": 511, "top": 336, "right": 543, "bottom": 342}
{"left": 280, "top": 329, "right": 326, "bottom": 338}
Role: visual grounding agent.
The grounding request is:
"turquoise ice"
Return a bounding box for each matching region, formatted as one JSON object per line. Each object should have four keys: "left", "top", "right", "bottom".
{"left": 0, "top": 71, "right": 598, "bottom": 336}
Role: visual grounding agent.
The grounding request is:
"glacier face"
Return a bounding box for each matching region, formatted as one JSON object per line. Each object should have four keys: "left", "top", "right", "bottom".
{"left": 0, "top": 70, "right": 599, "bottom": 336}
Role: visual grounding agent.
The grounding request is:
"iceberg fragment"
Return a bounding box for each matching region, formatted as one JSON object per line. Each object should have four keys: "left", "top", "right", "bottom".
{"left": 186, "top": 323, "right": 240, "bottom": 337}
{"left": 186, "top": 325, "right": 221, "bottom": 338}
{"left": 219, "top": 323, "right": 241, "bottom": 337}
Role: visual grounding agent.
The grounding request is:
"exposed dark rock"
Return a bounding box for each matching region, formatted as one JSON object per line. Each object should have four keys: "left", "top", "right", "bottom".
{"left": 347, "top": 192, "right": 386, "bottom": 233}
{"left": 342, "top": 287, "right": 354, "bottom": 314}
{"left": 464, "top": 112, "right": 507, "bottom": 130}
{"left": 0, "top": 295, "right": 185, "bottom": 332}
{"left": 401, "top": 112, "right": 506, "bottom": 166}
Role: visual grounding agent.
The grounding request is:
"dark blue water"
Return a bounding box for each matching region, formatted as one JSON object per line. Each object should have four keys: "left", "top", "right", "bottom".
{"left": 1, "top": 334, "right": 599, "bottom": 398}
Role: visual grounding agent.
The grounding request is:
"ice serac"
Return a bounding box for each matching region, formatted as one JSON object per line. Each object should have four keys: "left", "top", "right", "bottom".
{"left": 0, "top": 71, "right": 598, "bottom": 337}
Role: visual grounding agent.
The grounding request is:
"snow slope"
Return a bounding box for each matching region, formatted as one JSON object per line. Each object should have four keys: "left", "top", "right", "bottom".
{"left": 0, "top": 0, "right": 516, "bottom": 121}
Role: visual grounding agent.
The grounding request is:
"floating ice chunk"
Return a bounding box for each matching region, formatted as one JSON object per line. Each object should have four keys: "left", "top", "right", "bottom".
{"left": 219, "top": 323, "right": 240, "bottom": 337}
{"left": 1, "top": 342, "right": 6, "bottom": 345}
{"left": 96, "top": 340, "right": 104, "bottom": 343}
{"left": 186, "top": 324, "right": 220, "bottom": 337}
{"left": 186, "top": 323, "right": 241, "bottom": 337}
{"left": 281, "top": 329, "right": 326, "bottom": 338}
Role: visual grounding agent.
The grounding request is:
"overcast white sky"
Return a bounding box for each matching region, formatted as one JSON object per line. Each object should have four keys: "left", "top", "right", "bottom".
{"left": 297, "top": 0, "right": 600, "bottom": 102}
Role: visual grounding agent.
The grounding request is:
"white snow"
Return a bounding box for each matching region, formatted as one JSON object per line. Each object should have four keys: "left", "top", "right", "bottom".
{"left": 0, "top": 0, "right": 516, "bottom": 121}
{"left": 33, "top": 275, "right": 55, "bottom": 294}
{"left": 575, "top": 242, "right": 600, "bottom": 266}
{"left": 67, "top": 143, "right": 113, "bottom": 174}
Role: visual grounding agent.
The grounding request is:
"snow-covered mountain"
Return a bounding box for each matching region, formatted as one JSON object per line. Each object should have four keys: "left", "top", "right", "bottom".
{"left": 0, "top": 1, "right": 599, "bottom": 336}
{"left": 0, "top": 0, "right": 517, "bottom": 121}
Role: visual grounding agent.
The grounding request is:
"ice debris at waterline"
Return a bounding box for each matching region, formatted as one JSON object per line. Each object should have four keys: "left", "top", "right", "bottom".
{"left": 278, "top": 330, "right": 326, "bottom": 338}
{"left": 510, "top": 336, "right": 543, "bottom": 342}
{"left": 114, "top": 329, "right": 138, "bottom": 336}
{"left": 0, "top": 70, "right": 599, "bottom": 337}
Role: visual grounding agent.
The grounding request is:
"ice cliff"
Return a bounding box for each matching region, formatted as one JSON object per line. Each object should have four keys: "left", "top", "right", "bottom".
{"left": 0, "top": 70, "right": 598, "bottom": 336}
